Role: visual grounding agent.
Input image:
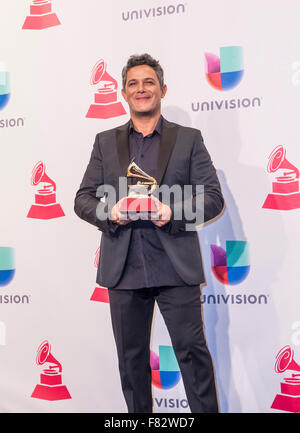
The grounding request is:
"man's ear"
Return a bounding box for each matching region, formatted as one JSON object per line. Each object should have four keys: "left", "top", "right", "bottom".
{"left": 121, "top": 88, "right": 127, "bottom": 102}
{"left": 161, "top": 84, "right": 167, "bottom": 98}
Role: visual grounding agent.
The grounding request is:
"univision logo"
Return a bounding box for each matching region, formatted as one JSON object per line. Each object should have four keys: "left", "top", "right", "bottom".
{"left": 0, "top": 247, "right": 15, "bottom": 287}
{"left": 0, "top": 62, "right": 10, "bottom": 110}
{"left": 205, "top": 241, "right": 269, "bottom": 305}
{"left": 151, "top": 345, "right": 181, "bottom": 390}
{"left": 0, "top": 247, "right": 30, "bottom": 304}
{"left": 204, "top": 46, "right": 244, "bottom": 91}
{"left": 192, "top": 46, "right": 262, "bottom": 112}
{"left": 122, "top": 3, "right": 185, "bottom": 21}
{"left": 0, "top": 61, "right": 25, "bottom": 128}
{"left": 210, "top": 240, "right": 250, "bottom": 285}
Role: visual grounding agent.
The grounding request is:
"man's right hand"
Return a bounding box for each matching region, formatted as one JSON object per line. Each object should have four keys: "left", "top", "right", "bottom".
{"left": 110, "top": 198, "right": 131, "bottom": 225}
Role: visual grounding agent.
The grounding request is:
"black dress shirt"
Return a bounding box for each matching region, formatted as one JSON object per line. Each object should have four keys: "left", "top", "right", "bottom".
{"left": 111, "top": 116, "right": 185, "bottom": 290}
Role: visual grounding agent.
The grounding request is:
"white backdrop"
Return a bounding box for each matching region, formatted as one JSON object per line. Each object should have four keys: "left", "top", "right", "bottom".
{"left": 1, "top": 0, "right": 300, "bottom": 413}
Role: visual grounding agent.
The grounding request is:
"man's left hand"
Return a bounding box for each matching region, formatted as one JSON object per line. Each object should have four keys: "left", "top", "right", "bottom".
{"left": 150, "top": 196, "right": 172, "bottom": 227}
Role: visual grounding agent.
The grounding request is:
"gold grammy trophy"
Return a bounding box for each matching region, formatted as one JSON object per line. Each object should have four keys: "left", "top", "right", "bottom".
{"left": 119, "top": 160, "right": 158, "bottom": 219}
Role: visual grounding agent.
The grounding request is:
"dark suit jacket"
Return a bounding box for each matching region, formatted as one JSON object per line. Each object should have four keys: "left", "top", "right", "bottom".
{"left": 74, "top": 117, "right": 224, "bottom": 288}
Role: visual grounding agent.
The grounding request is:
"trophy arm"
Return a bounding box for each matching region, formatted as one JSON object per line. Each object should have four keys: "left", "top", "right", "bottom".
{"left": 148, "top": 184, "right": 157, "bottom": 195}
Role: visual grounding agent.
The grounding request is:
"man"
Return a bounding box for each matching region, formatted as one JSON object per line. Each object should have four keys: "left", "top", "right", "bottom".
{"left": 74, "top": 54, "right": 224, "bottom": 413}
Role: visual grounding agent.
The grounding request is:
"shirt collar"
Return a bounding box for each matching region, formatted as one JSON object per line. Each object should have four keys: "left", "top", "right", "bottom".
{"left": 129, "top": 115, "right": 162, "bottom": 137}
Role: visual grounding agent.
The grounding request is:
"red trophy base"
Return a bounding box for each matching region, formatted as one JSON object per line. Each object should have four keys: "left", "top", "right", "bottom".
{"left": 119, "top": 197, "right": 157, "bottom": 214}
{"left": 271, "top": 378, "right": 300, "bottom": 412}
{"left": 22, "top": 14, "right": 61, "bottom": 30}
{"left": 31, "top": 372, "right": 71, "bottom": 401}
{"left": 271, "top": 394, "right": 300, "bottom": 412}
{"left": 86, "top": 102, "right": 126, "bottom": 119}
{"left": 31, "top": 384, "right": 71, "bottom": 401}
{"left": 262, "top": 192, "right": 300, "bottom": 210}
{"left": 27, "top": 203, "right": 65, "bottom": 219}
{"left": 90, "top": 286, "right": 110, "bottom": 303}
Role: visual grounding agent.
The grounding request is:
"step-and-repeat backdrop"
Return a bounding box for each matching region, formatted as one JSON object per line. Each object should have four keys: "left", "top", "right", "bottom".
{"left": 1, "top": 0, "right": 300, "bottom": 413}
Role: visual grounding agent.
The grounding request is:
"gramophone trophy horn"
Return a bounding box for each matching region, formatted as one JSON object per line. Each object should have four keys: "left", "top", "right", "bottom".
{"left": 90, "top": 59, "right": 117, "bottom": 89}
{"left": 126, "top": 160, "right": 157, "bottom": 194}
{"left": 31, "top": 161, "right": 56, "bottom": 191}
{"left": 271, "top": 345, "right": 300, "bottom": 412}
{"left": 31, "top": 340, "right": 71, "bottom": 401}
{"left": 27, "top": 161, "right": 65, "bottom": 220}
{"left": 267, "top": 145, "right": 299, "bottom": 178}
{"left": 262, "top": 145, "right": 300, "bottom": 210}
{"left": 36, "top": 340, "right": 62, "bottom": 372}
{"left": 274, "top": 345, "right": 300, "bottom": 373}
{"left": 119, "top": 160, "right": 158, "bottom": 219}
{"left": 86, "top": 59, "right": 126, "bottom": 119}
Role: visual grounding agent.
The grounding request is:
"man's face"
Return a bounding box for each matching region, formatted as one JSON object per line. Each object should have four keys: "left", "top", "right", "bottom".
{"left": 122, "top": 65, "right": 167, "bottom": 117}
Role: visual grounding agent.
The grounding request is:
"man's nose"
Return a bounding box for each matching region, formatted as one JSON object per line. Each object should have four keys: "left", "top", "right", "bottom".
{"left": 136, "top": 82, "right": 145, "bottom": 92}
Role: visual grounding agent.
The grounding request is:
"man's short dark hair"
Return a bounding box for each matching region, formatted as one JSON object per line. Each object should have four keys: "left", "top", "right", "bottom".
{"left": 122, "top": 53, "right": 164, "bottom": 89}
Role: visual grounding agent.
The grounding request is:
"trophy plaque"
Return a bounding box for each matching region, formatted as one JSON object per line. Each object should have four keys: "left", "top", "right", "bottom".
{"left": 31, "top": 340, "right": 71, "bottom": 401}
{"left": 22, "top": 1, "right": 61, "bottom": 30}
{"left": 119, "top": 160, "right": 158, "bottom": 219}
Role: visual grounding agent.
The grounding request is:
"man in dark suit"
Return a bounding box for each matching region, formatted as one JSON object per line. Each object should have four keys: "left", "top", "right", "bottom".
{"left": 74, "top": 54, "right": 224, "bottom": 413}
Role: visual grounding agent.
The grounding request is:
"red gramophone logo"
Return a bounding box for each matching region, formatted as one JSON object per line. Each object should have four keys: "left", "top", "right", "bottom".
{"left": 22, "top": 1, "right": 61, "bottom": 30}
{"left": 262, "top": 145, "right": 300, "bottom": 210}
{"left": 31, "top": 340, "right": 71, "bottom": 401}
{"left": 27, "top": 161, "right": 65, "bottom": 220}
{"left": 86, "top": 59, "right": 126, "bottom": 119}
{"left": 271, "top": 345, "right": 300, "bottom": 412}
{"left": 90, "top": 247, "right": 109, "bottom": 303}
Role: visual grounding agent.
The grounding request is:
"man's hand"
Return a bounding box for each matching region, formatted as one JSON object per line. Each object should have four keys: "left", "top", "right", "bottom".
{"left": 150, "top": 196, "right": 172, "bottom": 227}
{"left": 110, "top": 198, "right": 131, "bottom": 226}
{"left": 110, "top": 196, "right": 172, "bottom": 227}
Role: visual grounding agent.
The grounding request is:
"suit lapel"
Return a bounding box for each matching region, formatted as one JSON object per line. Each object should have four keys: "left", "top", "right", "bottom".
{"left": 115, "top": 121, "right": 130, "bottom": 176}
{"left": 156, "top": 118, "right": 179, "bottom": 185}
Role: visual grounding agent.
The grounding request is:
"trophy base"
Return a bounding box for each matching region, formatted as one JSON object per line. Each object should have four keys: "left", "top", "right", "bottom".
{"left": 90, "top": 286, "right": 109, "bottom": 303}
{"left": 22, "top": 13, "right": 61, "bottom": 30}
{"left": 271, "top": 393, "right": 300, "bottom": 412}
{"left": 31, "top": 384, "right": 71, "bottom": 401}
{"left": 86, "top": 102, "right": 126, "bottom": 119}
{"left": 119, "top": 197, "right": 158, "bottom": 214}
{"left": 27, "top": 203, "right": 65, "bottom": 220}
{"left": 262, "top": 192, "right": 300, "bottom": 210}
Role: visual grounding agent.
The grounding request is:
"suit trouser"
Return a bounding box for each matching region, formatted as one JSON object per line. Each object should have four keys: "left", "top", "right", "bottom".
{"left": 108, "top": 285, "right": 219, "bottom": 413}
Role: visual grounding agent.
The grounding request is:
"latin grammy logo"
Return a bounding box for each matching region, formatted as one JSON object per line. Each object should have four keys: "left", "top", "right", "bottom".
{"left": 22, "top": 0, "right": 61, "bottom": 30}
{"left": 86, "top": 59, "right": 126, "bottom": 119}
{"left": 271, "top": 345, "right": 300, "bottom": 412}
{"left": 90, "top": 247, "right": 109, "bottom": 303}
{"left": 27, "top": 161, "right": 65, "bottom": 220}
{"left": 31, "top": 340, "right": 71, "bottom": 401}
{"left": 262, "top": 145, "right": 300, "bottom": 210}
